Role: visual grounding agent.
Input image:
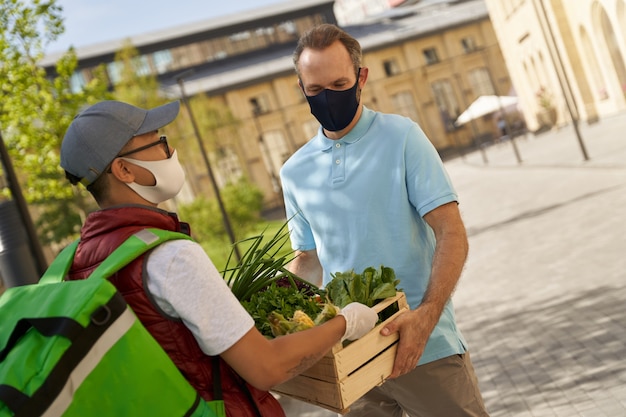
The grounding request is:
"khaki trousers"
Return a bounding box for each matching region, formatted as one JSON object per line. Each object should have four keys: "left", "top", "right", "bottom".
{"left": 343, "top": 352, "right": 489, "bottom": 417}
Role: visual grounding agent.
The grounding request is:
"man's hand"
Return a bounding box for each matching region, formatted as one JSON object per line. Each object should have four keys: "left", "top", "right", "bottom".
{"left": 380, "top": 306, "right": 437, "bottom": 379}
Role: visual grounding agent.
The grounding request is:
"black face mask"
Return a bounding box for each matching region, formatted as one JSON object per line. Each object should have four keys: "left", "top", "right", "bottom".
{"left": 304, "top": 69, "right": 361, "bottom": 132}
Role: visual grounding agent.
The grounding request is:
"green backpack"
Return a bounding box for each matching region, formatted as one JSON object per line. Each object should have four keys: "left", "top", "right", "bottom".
{"left": 0, "top": 228, "right": 225, "bottom": 417}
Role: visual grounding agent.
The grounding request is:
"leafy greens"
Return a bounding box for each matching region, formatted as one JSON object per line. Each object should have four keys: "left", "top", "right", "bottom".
{"left": 324, "top": 265, "right": 401, "bottom": 308}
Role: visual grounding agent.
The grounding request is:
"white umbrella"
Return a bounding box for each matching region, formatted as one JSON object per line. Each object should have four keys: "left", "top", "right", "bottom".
{"left": 455, "top": 95, "right": 519, "bottom": 126}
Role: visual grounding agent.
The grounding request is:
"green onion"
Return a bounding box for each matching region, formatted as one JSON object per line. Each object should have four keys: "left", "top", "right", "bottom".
{"left": 221, "top": 220, "right": 314, "bottom": 301}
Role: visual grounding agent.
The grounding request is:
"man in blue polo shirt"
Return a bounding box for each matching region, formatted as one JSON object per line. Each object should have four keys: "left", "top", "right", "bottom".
{"left": 280, "top": 24, "right": 489, "bottom": 416}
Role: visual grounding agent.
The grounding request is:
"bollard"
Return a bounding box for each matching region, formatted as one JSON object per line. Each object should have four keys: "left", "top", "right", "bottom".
{"left": 0, "top": 200, "right": 40, "bottom": 287}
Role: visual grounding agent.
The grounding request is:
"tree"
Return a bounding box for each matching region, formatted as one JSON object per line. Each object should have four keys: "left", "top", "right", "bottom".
{"left": 174, "top": 93, "right": 244, "bottom": 195}
{"left": 0, "top": 0, "right": 110, "bottom": 245}
{"left": 178, "top": 177, "right": 264, "bottom": 261}
{"left": 112, "top": 41, "right": 165, "bottom": 109}
{"left": 109, "top": 42, "right": 243, "bottom": 198}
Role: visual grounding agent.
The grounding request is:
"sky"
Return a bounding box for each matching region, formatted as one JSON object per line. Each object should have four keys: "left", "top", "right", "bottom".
{"left": 46, "top": 0, "right": 287, "bottom": 54}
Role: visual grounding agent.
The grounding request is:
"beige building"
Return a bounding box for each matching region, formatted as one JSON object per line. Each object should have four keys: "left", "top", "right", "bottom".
{"left": 42, "top": 0, "right": 512, "bottom": 212}
{"left": 334, "top": 0, "right": 391, "bottom": 24}
{"left": 484, "top": 0, "right": 626, "bottom": 131}
{"left": 163, "top": 1, "right": 511, "bottom": 210}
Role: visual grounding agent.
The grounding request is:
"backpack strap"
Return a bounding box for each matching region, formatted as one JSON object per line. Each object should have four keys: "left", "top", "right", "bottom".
{"left": 88, "top": 229, "right": 192, "bottom": 280}
{"left": 38, "top": 228, "right": 193, "bottom": 285}
{"left": 38, "top": 240, "right": 80, "bottom": 285}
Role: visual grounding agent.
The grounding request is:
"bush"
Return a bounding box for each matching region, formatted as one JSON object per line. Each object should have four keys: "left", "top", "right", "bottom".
{"left": 178, "top": 177, "right": 264, "bottom": 246}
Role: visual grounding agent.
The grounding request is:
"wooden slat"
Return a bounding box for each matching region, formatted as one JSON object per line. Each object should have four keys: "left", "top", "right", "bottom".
{"left": 299, "top": 292, "right": 408, "bottom": 381}
{"left": 272, "top": 292, "right": 409, "bottom": 412}
{"left": 273, "top": 343, "right": 399, "bottom": 414}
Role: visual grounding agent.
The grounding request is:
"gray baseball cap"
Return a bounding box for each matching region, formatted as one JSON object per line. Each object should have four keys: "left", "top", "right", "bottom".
{"left": 61, "top": 100, "right": 180, "bottom": 186}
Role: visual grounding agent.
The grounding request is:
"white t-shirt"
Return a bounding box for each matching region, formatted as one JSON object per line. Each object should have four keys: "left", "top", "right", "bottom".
{"left": 144, "top": 239, "right": 254, "bottom": 356}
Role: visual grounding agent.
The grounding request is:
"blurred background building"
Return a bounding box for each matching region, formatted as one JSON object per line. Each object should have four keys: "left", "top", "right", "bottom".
{"left": 484, "top": 0, "right": 626, "bottom": 132}
{"left": 39, "top": 0, "right": 625, "bottom": 214}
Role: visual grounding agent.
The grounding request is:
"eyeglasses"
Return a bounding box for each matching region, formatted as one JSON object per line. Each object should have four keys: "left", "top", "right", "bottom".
{"left": 117, "top": 135, "right": 171, "bottom": 159}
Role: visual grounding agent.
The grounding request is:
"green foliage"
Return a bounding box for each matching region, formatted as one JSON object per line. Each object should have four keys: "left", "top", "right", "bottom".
{"left": 222, "top": 220, "right": 297, "bottom": 301}
{"left": 241, "top": 283, "right": 323, "bottom": 338}
{"left": 221, "top": 219, "right": 322, "bottom": 338}
{"left": 112, "top": 41, "right": 165, "bottom": 109}
{"left": 178, "top": 177, "right": 264, "bottom": 244}
{"left": 0, "top": 1, "right": 247, "bottom": 249}
{"left": 0, "top": 0, "right": 110, "bottom": 244}
{"left": 325, "top": 266, "right": 401, "bottom": 308}
{"left": 196, "top": 219, "right": 291, "bottom": 272}
{"left": 173, "top": 94, "right": 241, "bottom": 177}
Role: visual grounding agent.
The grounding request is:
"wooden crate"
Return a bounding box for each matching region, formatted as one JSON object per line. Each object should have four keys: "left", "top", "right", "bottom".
{"left": 272, "top": 292, "right": 409, "bottom": 414}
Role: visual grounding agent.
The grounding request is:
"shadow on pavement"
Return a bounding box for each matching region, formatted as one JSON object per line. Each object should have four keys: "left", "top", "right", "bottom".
{"left": 458, "top": 285, "right": 626, "bottom": 415}
{"left": 466, "top": 184, "right": 624, "bottom": 238}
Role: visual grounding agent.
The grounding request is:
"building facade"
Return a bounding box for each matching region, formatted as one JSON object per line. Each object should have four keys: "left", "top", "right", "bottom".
{"left": 484, "top": 0, "right": 626, "bottom": 131}
{"left": 335, "top": 0, "right": 391, "bottom": 24}
{"left": 42, "top": 0, "right": 511, "bottom": 211}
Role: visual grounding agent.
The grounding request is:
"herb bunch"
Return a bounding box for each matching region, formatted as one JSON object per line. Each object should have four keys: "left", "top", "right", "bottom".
{"left": 221, "top": 221, "right": 309, "bottom": 302}
{"left": 241, "top": 282, "right": 324, "bottom": 338}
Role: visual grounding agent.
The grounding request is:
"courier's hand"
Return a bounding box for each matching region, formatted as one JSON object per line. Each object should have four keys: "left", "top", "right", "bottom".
{"left": 338, "top": 302, "right": 378, "bottom": 341}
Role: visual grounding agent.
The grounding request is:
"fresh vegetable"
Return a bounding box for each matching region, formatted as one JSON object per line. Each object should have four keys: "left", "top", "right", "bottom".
{"left": 324, "top": 265, "right": 401, "bottom": 308}
{"left": 241, "top": 281, "right": 324, "bottom": 338}
{"left": 221, "top": 221, "right": 308, "bottom": 302}
{"left": 220, "top": 221, "right": 400, "bottom": 338}
{"left": 267, "top": 305, "right": 342, "bottom": 337}
{"left": 314, "top": 302, "right": 340, "bottom": 325}
{"left": 268, "top": 310, "right": 316, "bottom": 337}
{"left": 293, "top": 310, "right": 315, "bottom": 327}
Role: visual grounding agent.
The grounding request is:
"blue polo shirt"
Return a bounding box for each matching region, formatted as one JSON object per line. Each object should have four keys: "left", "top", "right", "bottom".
{"left": 280, "top": 107, "right": 467, "bottom": 365}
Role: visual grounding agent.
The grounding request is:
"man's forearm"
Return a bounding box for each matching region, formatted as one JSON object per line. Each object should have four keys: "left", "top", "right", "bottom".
{"left": 420, "top": 227, "right": 468, "bottom": 326}
{"left": 287, "top": 250, "right": 323, "bottom": 287}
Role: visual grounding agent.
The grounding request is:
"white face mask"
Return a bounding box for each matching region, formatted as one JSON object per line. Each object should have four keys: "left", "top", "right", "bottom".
{"left": 121, "top": 150, "right": 186, "bottom": 204}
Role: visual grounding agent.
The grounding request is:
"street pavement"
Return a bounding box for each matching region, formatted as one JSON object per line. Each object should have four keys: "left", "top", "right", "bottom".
{"left": 275, "top": 112, "right": 626, "bottom": 416}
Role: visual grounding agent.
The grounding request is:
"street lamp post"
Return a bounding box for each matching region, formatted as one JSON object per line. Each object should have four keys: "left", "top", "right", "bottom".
{"left": 533, "top": 0, "right": 589, "bottom": 161}
{"left": 0, "top": 130, "right": 47, "bottom": 286}
{"left": 482, "top": 49, "right": 523, "bottom": 164}
{"left": 174, "top": 70, "right": 241, "bottom": 261}
{"left": 454, "top": 74, "right": 489, "bottom": 164}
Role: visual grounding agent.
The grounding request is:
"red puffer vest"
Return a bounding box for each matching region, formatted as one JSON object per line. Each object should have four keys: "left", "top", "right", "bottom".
{"left": 67, "top": 205, "right": 285, "bottom": 417}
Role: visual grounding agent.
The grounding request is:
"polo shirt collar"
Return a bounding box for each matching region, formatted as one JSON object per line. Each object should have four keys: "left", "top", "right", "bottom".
{"left": 314, "top": 106, "right": 375, "bottom": 151}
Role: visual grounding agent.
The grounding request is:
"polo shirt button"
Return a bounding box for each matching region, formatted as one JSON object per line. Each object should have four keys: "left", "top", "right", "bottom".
{"left": 335, "top": 159, "right": 341, "bottom": 165}
{"left": 335, "top": 143, "right": 341, "bottom": 148}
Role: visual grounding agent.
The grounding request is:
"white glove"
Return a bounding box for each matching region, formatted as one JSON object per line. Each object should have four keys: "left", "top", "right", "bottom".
{"left": 338, "top": 302, "right": 379, "bottom": 342}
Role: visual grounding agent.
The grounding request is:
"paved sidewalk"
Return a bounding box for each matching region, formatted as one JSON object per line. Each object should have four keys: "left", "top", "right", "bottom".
{"left": 449, "top": 114, "right": 626, "bottom": 417}
{"left": 277, "top": 113, "right": 626, "bottom": 416}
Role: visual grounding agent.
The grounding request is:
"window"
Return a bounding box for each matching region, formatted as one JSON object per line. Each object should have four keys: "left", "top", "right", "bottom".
{"left": 106, "top": 61, "right": 124, "bottom": 85}
{"left": 461, "top": 37, "right": 477, "bottom": 53}
{"left": 295, "top": 85, "right": 306, "bottom": 102}
{"left": 250, "top": 96, "right": 271, "bottom": 116}
{"left": 468, "top": 68, "right": 496, "bottom": 96}
{"left": 431, "top": 80, "right": 460, "bottom": 131}
{"left": 423, "top": 48, "right": 440, "bottom": 65}
{"left": 132, "top": 56, "right": 151, "bottom": 77}
{"left": 152, "top": 50, "right": 174, "bottom": 74}
{"left": 213, "top": 147, "right": 242, "bottom": 187}
{"left": 383, "top": 58, "right": 401, "bottom": 76}
{"left": 69, "top": 71, "right": 87, "bottom": 93}
{"left": 260, "top": 130, "right": 290, "bottom": 191}
{"left": 279, "top": 21, "right": 296, "bottom": 35}
{"left": 391, "top": 91, "right": 420, "bottom": 124}
{"left": 302, "top": 120, "right": 320, "bottom": 142}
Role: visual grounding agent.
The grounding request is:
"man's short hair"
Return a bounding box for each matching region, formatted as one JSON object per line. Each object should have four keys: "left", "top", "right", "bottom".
{"left": 293, "top": 24, "right": 362, "bottom": 77}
